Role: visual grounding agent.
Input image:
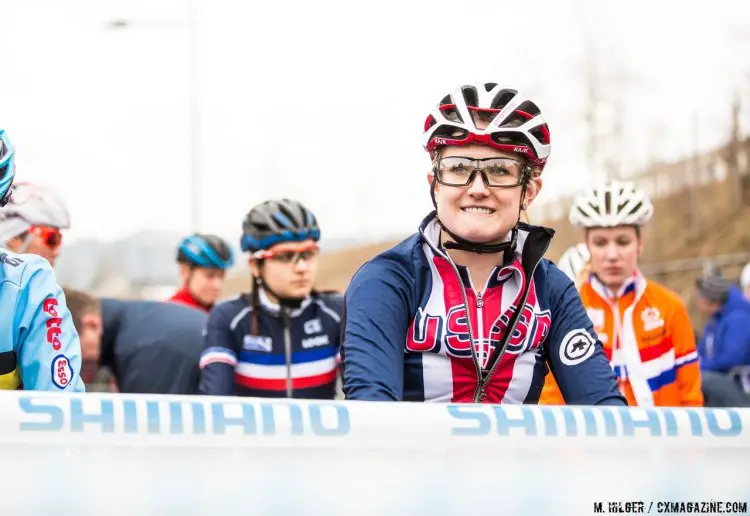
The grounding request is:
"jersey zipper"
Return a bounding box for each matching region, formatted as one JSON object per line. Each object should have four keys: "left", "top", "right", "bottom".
{"left": 281, "top": 309, "right": 293, "bottom": 398}
{"left": 441, "top": 259, "right": 483, "bottom": 394}
{"left": 474, "top": 237, "right": 552, "bottom": 402}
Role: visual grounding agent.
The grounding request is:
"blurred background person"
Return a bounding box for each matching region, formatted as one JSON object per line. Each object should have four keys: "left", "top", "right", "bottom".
{"left": 64, "top": 287, "right": 205, "bottom": 394}
{"left": 694, "top": 274, "right": 750, "bottom": 406}
{"left": 741, "top": 262, "right": 750, "bottom": 302}
{"left": 199, "top": 199, "right": 343, "bottom": 399}
{"left": 540, "top": 181, "right": 703, "bottom": 407}
{"left": 168, "top": 233, "right": 234, "bottom": 312}
{"left": 0, "top": 182, "right": 70, "bottom": 267}
{"left": 556, "top": 242, "right": 591, "bottom": 289}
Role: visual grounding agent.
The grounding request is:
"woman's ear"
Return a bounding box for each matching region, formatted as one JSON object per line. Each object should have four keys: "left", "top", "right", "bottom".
{"left": 523, "top": 176, "right": 543, "bottom": 208}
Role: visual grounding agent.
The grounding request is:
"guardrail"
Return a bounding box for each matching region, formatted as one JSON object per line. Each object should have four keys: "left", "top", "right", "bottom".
{"left": 2, "top": 391, "right": 749, "bottom": 515}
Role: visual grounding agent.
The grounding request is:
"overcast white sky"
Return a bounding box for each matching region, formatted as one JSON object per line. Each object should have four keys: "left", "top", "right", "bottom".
{"left": 2, "top": 0, "right": 749, "bottom": 244}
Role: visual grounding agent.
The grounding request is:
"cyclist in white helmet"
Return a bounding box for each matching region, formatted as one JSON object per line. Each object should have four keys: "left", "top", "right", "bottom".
{"left": 0, "top": 182, "right": 71, "bottom": 266}
{"left": 557, "top": 242, "right": 590, "bottom": 289}
{"left": 540, "top": 180, "right": 703, "bottom": 407}
{"left": 341, "top": 83, "right": 624, "bottom": 405}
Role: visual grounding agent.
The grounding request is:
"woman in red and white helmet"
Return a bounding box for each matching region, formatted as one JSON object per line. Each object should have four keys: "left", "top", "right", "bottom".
{"left": 0, "top": 182, "right": 70, "bottom": 267}
{"left": 341, "top": 83, "right": 624, "bottom": 405}
{"left": 540, "top": 181, "right": 703, "bottom": 407}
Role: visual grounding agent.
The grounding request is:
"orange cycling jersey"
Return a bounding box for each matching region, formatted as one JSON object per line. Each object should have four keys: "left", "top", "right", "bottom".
{"left": 540, "top": 271, "right": 703, "bottom": 407}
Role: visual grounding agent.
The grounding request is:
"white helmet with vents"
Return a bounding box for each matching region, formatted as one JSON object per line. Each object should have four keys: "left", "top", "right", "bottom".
{"left": 0, "top": 182, "right": 71, "bottom": 228}
{"left": 569, "top": 180, "right": 653, "bottom": 228}
{"left": 557, "top": 243, "right": 590, "bottom": 283}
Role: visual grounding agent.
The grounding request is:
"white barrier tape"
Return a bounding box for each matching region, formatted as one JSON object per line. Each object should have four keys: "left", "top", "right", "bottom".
{"left": 0, "top": 391, "right": 748, "bottom": 449}
{"left": 1, "top": 391, "right": 749, "bottom": 515}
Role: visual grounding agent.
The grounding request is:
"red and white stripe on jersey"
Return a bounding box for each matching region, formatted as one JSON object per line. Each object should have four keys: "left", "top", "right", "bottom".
{"left": 199, "top": 347, "right": 238, "bottom": 368}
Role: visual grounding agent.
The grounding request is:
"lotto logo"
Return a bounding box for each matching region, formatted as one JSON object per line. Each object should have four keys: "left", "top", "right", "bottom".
{"left": 43, "top": 298, "right": 63, "bottom": 351}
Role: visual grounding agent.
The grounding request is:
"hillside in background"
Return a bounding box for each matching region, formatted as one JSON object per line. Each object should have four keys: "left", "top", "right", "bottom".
{"left": 223, "top": 139, "right": 750, "bottom": 331}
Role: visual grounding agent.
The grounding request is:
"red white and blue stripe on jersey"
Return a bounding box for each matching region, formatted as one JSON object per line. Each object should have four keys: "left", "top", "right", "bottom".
{"left": 341, "top": 212, "right": 625, "bottom": 405}
{"left": 234, "top": 346, "right": 339, "bottom": 391}
{"left": 199, "top": 288, "right": 343, "bottom": 399}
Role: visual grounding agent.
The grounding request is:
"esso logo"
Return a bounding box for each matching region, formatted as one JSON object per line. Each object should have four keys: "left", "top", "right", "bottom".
{"left": 51, "top": 354, "right": 73, "bottom": 389}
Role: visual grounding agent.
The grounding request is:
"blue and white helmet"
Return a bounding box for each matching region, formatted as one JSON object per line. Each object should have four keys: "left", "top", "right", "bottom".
{"left": 0, "top": 130, "right": 16, "bottom": 207}
{"left": 241, "top": 198, "right": 320, "bottom": 253}
{"left": 177, "top": 233, "right": 234, "bottom": 270}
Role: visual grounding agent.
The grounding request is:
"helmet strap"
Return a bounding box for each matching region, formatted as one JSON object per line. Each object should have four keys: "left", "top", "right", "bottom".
{"left": 430, "top": 175, "right": 528, "bottom": 256}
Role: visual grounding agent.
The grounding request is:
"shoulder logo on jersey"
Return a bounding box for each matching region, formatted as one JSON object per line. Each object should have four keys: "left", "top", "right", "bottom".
{"left": 51, "top": 354, "right": 73, "bottom": 389}
{"left": 243, "top": 335, "right": 273, "bottom": 352}
{"left": 559, "top": 328, "right": 596, "bottom": 366}
{"left": 43, "top": 298, "right": 63, "bottom": 351}
{"left": 0, "top": 252, "right": 23, "bottom": 267}
{"left": 641, "top": 306, "right": 664, "bottom": 332}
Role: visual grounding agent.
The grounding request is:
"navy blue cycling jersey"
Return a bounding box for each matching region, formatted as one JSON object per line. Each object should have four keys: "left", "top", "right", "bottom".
{"left": 199, "top": 288, "right": 343, "bottom": 399}
{"left": 100, "top": 298, "right": 206, "bottom": 395}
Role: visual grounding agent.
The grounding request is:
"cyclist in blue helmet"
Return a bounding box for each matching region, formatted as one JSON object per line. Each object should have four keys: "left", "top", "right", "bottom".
{"left": 199, "top": 198, "right": 344, "bottom": 398}
{"left": 0, "top": 129, "right": 84, "bottom": 391}
{"left": 168, "top": 233, "right": 234, "bottom": 312}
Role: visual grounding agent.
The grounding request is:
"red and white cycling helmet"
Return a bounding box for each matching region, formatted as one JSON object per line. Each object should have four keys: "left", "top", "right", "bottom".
{"left": 422, "top": 83, "right": 551, "bottom": 170}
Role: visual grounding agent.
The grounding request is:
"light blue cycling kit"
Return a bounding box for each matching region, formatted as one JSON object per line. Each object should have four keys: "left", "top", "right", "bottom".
{"left": 0, "top": 248, "right": 85, "bottom": 391}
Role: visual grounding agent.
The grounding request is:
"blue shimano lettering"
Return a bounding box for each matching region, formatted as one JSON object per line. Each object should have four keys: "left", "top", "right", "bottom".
{"left": 705, "top": 409, "right": 742, "bottom": 437}
{"left": 18, "top": 397, "right": 351, "bottom": 437}
{"left": 146, "top": 401, "right": 160, "bottom": 434}
{"left": 71, "top": 398, "right": 115, "bottom": 433}
{"left": 493, "top": 406, "right": 536, "bottom": 436}
{"left": 168, "top": 402, "right": 206, "bottom": 434}
{"left": 123, "top": 400, "right": 137, "bottom": 434}
{"left": 618, "top": 407, "right": 662, "bottom": 437}
{"left": 309, "top": 404, "right": 349, "bottom": 436}
{"left": 447, "top": 405, "right": 491, "bottom": 436}
{"left": 659, "top": 408, "right": 679, "bottom": 436}
{"left": 540, "top": 408, "right": 557, "bottom": 435}
{"left": 581, "top": 407, "right": 618, "bottom": 436}
{"left": 211, "top": 402, "right": 256, "bottom": 434}
{"left": 259, "top": 403, "right": 304, "bottom": 435}
{"left": 561, "top": 408, "right": 578, "bottom": 436}
{"left": 684, "top": 408, "right": 704, "bottom": 436}
{"left": 18, "top": 397, "right": 64, "bottom": 431}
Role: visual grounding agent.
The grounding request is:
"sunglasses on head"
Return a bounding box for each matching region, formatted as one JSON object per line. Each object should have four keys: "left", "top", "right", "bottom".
{"left": 29, "top": 226, "right": 63, "bottom": 249}
{"left": 253, "top": 243, "right": 320, "bottom": 263}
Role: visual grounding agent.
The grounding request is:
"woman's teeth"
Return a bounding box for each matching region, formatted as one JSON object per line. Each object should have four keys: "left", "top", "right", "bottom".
{"left": 462, "top": 207, "right": 494, "bottom": 214}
